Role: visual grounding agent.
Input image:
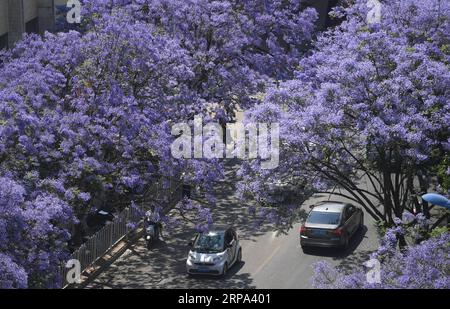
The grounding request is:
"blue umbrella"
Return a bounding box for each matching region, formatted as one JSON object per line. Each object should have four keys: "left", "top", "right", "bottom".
{"left": 421, "top": 193, "right": 450, "bottom": 209}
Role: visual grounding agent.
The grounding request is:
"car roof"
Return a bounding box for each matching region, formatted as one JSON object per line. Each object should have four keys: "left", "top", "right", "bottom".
{"left": 311, "top": 202, "right": 348, "bottom": 213}
{"left": 202, "top": 230, "right": 225, "bottom": 236}
{"left": 202, "top": 226, "right": 234, "bottom": 234}
{"left": 209, "top": 225, "right": 233, "bottom": 232}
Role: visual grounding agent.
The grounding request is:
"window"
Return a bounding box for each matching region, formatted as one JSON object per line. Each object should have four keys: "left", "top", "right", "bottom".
{"left": 25, "top": 17, "right": 39, "bottom": 34}
{"left": 193, "top": 232, "right": 225, "bottom": 253}
{"left": 307, "top": 211, "right": 341, "bottom": 225}
{"left": 0, "top": 33, "right": 7, "bottom": 50}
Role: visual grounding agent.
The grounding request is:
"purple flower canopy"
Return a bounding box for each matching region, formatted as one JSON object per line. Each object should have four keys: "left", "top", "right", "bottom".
{"left": 237, "top": 0, "right": 450, "bottom": 227}
{"left": 312, "top": 214, "right": 450, "bottom": 289}
{"left": 0, "top": 0, "right": 448, "bottom": 288}
{"left": 0, "top": 177, "right": 73, "bottom": 288}
{"left": 0, "top": 1, "right": 317, "bottom": 287}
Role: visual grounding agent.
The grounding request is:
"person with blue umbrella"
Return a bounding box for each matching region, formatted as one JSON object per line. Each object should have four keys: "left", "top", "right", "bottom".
{"left": 421, "top": 193, "right": 450, "bottom": 209}
{"left": 421, "top": 193, "right": 450, "bottom": 229}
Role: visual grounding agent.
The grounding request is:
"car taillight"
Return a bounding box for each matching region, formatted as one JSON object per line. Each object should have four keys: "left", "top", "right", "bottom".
{"left": 332, "top": 228, "right": 344, "bottom": 236}
{"left": 300, "top": 225, "right": 307, "bottom": 235}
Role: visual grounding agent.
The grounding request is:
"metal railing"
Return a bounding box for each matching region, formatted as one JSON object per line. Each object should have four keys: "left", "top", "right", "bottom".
{"left": 59, "top": 177, "right": 183, "bottom": 287}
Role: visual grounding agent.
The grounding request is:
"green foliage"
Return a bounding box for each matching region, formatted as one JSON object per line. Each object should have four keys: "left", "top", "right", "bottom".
{"left": 430, "top": 226, "right": 449, "bottom": 238}
{"left": 435, "top": 155, "right": 450, "bottom": 191}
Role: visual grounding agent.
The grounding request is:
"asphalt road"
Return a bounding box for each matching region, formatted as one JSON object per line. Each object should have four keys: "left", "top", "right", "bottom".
{"left": 88, "top": 167, "right": 380, "bottom": 289}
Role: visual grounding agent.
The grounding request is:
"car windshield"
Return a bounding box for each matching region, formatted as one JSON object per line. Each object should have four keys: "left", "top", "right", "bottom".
{"left": 307, "top": 211, "right": 341, "bottom": 225}
{"left": 193, "top": 232, "right": 224, "bottom": 253}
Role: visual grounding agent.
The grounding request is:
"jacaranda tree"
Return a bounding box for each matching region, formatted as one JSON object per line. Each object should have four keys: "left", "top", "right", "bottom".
{"left": 0, "top": 1, "right": 317, "bottom": 287}
{"left": 237, "top": 0, "right": 450, "bottom": 229}
{"left": 312, "top": 213, "right": 450, "bottom": 289}
{"left": 0, "top": 176, "right": 73, "bottom": 288}
{"left": 0, "top": 8, "right": 209, "bottom": 287}
{"left": 80, "top": 0, "right": 318, "bottom": 120}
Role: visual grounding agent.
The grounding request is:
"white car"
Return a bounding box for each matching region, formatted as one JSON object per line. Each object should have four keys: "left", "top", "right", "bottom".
{"left": 186, "top": 227, "right": 242, "bottom": 277}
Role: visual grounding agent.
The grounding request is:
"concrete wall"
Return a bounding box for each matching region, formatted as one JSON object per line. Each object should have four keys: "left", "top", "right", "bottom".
{"left": 38, "top": 0, "right": 55, "bottom": 33}
{"left": 0, "top": 0, "right": 9, "bottom": 36}
{"left": 2, "top": 0, "right": 56, "bottom": 47}
{"left": 8, "top": 0, "right": 25, "bottom": 46}
{"left": 24, "top": 0, "right": 38, "bottom": 23}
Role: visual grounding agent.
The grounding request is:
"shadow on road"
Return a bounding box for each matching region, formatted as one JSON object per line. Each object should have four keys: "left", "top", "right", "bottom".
{"left": 89, "top": 162, "right": 379, "bottom": 289}
{"left": 89, "top": 224, "right": 256, "bottom": 289}
{"left": 88, "top": 163, "right": 267, "bottom": 289}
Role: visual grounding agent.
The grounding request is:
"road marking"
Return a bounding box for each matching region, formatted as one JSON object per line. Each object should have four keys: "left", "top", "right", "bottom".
{"left": 253, "top": 245, "right": 281, "bottom": 276}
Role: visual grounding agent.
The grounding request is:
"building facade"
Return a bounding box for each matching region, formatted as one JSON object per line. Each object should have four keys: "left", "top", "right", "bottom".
{"left": 0, "top": 0, "right": 56, "bottom": 50}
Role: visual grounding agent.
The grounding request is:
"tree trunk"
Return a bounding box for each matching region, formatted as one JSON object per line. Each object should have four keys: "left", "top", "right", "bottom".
{"left": 397, "top": 233, "right": 408, "bottom": 251}
{"left": 383, "top": 171, "right": 394, "bottom": 225}
{"left": 418, "top": 172, "right": 430, "bottom": 219}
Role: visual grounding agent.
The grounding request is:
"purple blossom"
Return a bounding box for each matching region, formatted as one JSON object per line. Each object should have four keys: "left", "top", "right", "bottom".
{"left": 312, "top": 223, "right": 450, "bottom": 289}
{"left": 237, "top": 0, "right": 450, "bottom": 226}
{"left": 0, "top": 254, "right": 28, "bottom": 289}
{"left": 0, "top": 177, "right": 72, "bottom": 288}
{"left": 77, "top": 192, "right": 91, "bottom": 202}
{"left": 0, "top": 0, "right": 448, "bottom": 289}
{"left": 176, "top": 199, "right": 213, "bottom": 232}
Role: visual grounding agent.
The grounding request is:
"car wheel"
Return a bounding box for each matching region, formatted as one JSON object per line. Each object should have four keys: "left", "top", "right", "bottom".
{"left": 222, "top": 263, "right": 228, "bottom": 277}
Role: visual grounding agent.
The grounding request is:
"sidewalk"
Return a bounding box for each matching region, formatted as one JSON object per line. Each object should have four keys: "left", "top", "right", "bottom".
{"left": 64, "top": 227, "right": 145, "bottom": 289}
